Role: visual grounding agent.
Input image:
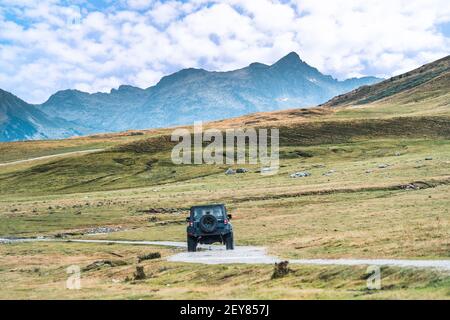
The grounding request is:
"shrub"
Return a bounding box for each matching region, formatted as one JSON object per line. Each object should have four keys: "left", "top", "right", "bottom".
{"left": 271, "top": 261, "right": 291, "bottom": 279}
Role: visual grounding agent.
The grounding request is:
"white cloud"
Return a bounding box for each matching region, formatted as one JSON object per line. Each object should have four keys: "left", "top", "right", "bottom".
{"left": 148, "top": 1, "right": 183, "bottom": 25}
{"left": 132, "top": 69, "right": 165, "bottom": 88}
{"left": 0, "top": 0, "right": 449, "bottom": 103}
{"left": 292, "top": 0, "right": 450, "bottom": 78}
{"left": 229, "top": 0, "right": 297, "bottom": 32}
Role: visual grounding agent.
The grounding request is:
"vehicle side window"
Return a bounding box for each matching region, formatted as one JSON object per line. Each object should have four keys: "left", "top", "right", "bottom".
{"left": 193, "top": 209, "right": 202, "bottom": 220}
{"left": 213, "top": 208, "right": 223, "bottom": 219}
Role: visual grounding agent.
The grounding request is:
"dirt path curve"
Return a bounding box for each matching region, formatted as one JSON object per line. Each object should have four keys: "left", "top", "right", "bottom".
{"left": 1, "top": 238, "right": 449, "bottom": 271}
{"left": 0, "top": 149, "right": 105, "bottom": 167}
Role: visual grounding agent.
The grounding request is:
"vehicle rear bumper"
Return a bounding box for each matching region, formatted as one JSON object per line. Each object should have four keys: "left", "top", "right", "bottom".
{"left": 188, "top": 232, "right": 232, "bottom": 245}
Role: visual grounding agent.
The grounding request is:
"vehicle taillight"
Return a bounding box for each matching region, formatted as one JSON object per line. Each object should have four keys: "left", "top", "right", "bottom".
{"left": 188, "top": 221, "right": 193, "bottom": 227}
{"left": 224, "top": 219, "right": 228, "bottom": 224}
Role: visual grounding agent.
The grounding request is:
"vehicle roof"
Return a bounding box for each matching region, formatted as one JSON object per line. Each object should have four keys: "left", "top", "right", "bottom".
{"left": 190, "top": 204, "right": 225, "bottom": 209}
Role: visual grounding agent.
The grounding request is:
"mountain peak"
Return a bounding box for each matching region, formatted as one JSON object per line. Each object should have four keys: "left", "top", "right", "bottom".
{"left": 273, "top": 52, "right": 303, "bottom": 65}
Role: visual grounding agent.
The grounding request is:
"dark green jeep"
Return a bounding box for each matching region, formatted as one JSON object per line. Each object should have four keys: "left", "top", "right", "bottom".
{"left": 186, "top": 204, "right": 234, "bottom": 252}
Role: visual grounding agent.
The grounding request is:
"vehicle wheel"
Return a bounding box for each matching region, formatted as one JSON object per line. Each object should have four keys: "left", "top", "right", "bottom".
{"left": 187, "top": 236, "right": 197, "bottom": 252}
{"left": 225, "top": 233, "right": 234, "bottom": 250}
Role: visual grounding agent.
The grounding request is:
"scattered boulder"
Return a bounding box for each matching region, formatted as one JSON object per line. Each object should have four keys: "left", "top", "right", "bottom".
{"left": 323, "top": 169, "right": 335, "bottom": 176}
{"left": 225, "top": 168, "right": 236, "bottom": 175}
{"left": 138, "top": 252, "right": 161, "bottom": 263}
{"left": 378, "top": 164, "right": 389, "bottom": 169}
{"left": 236, "top": 168, "right": 249, "bottom": 174}
{"left": 271, "top": 261, "right": 291, "bottom": 279}
{"left": 290, "top": 171, "right": 311, "bottom": 178}
{"left": 395, "top": 151, "right": 401, "bottom": 156}
{"left": 425, "top": 157, "right": 433, "bottom": 161}
{"left": 401, "top": 184, "right": 420, "bottom": 191}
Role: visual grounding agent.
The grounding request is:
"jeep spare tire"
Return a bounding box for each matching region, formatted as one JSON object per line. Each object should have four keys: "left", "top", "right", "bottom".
{"left": 199, "top": 214, "right": 218, "bottom": 233}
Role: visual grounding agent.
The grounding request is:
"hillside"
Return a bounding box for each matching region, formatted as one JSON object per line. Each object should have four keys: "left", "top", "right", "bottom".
{"left": 40, "top": 85, "right": 151, "bottom": 134}
{"left": 0, "top": 89, "right": 81, "bottom": 142}
{"left": 1, "top": 70, "right": 450, "bottom": 298}
{"left": 322, "top": 55, "right": 450, "bottom": 108}
{"left": 38, "top": 52, "right": 380, "bottom": 135}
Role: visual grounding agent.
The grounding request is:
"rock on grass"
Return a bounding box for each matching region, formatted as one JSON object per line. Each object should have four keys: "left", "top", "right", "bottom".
{"left": 82, "top": 259, "right": 128, "bottom": 272}
{"left": 138, "top": 252, "right": 161, "bottom": 263}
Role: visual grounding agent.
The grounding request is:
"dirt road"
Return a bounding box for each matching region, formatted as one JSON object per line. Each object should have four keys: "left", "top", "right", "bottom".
{"left": 0, "top": 149, "right": 105, "bottom": 167}
{"left": 1, "top": 237, "right": 449, "bottom": 271}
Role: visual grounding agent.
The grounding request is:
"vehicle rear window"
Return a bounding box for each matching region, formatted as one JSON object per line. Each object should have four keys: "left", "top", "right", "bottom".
{"left": 193, "top": 207, "right": 223, "bottom": 220}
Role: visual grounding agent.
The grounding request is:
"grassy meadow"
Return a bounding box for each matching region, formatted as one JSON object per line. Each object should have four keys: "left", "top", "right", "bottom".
{"left": 0, "top": 105, "right": 449, "bottom": 299}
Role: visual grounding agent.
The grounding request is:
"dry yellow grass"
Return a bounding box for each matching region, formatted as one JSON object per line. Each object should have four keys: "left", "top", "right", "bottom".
{"left": 0, "top": 89, "right": 449, "bottom": 298}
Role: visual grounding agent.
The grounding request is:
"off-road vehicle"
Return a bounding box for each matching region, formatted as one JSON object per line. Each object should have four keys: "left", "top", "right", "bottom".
{"left": 186, "top": 204, "right": 234, "bottom": 252}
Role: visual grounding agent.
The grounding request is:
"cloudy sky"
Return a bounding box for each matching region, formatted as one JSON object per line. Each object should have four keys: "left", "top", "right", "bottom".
{"left": 1, "top": 0, "right": 449, "bottom": 104}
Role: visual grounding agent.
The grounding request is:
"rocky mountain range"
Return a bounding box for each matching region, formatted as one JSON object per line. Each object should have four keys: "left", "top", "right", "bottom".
{"left": 1, "top": 52, "right": 381, "bottom": 141}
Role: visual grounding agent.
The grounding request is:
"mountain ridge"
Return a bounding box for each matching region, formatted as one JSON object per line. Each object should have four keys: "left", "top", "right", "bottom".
{"left": 38, "top": 52, "right": 381, "bottom": 134}
{"left": 2, "top": 52, "right": 383, "bottom": 141}
{"left": 322, "top": 54, "right": 450, "bottom": 107}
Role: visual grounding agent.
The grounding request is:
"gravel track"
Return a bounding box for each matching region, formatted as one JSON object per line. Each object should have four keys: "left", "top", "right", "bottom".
{"left": 1, "top": 237, "right": 449, "bottom": 271}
